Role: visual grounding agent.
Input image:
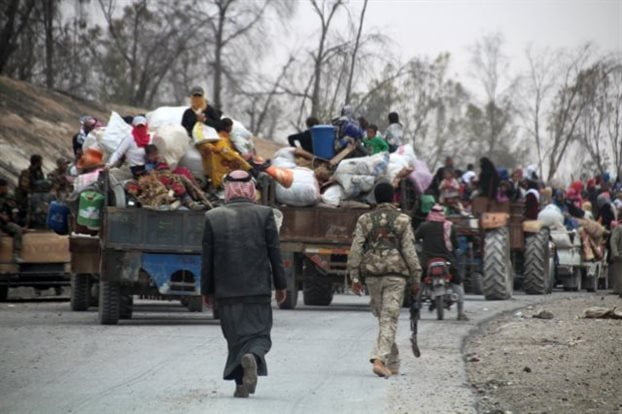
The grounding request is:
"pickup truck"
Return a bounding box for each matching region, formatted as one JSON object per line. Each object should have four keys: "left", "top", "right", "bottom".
{"left": 0, "top": 231, "right": 71, "bottom": 301}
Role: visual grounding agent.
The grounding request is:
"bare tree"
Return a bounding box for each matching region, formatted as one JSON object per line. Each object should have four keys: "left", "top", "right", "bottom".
{"left": 520, "top": 45, "right": 560, "bottom": 177}
{"left": 545, "top": 44, "right": 595, "bottom": 181}
{"left": 0, "top": 0, "right": 36, "bottom": 74}
{"left": 42, "top": 0, "right": 56, "bottom": 89}
{"left": 309, "top": 0, "right": 344, "bottom": 117}
{"left": 344, "top": 0, "right": 367, "bottom": 104}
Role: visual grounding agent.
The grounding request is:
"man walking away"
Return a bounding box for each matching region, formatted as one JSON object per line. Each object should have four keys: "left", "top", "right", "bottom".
{"left": 415, "top": 204, "right": 469, "bottom": 321}
{"left": 610, "top": 208, "right": 622, "bottom": 297}
{"left": 201, "top": 170, "right": 287, "bottom": 398}
{"left": 348, "top": 182, "right": 422, "bottom": 378}
{"left": 0, "top": 179, "right": 23, "bottom": 263}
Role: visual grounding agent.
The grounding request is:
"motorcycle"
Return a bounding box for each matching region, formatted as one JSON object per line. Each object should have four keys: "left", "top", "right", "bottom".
{"left": 420, "top": 258, "right": 457, "bottom": 320}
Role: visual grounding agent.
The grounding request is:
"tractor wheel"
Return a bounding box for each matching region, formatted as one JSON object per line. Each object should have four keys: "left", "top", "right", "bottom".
{"left": 483, "top": 227, "right": 513, "bottom": 300}
{"left": 302, "top": 260, "right": 333, "bottom": 306}
{"left": 98, "top": 281, "right": 120, "bottom": 325}
{"left": 524, "top": 228, "right": 551, "bottom": 294}
{"left": 70, "top": 274, "right": 91, "bottom": 311}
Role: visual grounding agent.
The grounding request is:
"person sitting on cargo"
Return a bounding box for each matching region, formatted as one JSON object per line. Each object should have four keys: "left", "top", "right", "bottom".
{"left": 182, "top": 86, "right": 224, "bottom": 137}
{"left": 415, "top": 204, "right": 468, "bottom": 321}
{"left": 107, "top": 115, "right": 152, "bottom": 178}
{"left": 363, "top": 124, "right": 389, "bottom": 155}
{"left": 0, "top": 179, "right": 23, "bottom": 263}
{"left": 48, "top": 158, "right": 73, "bottom": 201}
{"left": 287, "top": 117, "right": 319, "bottom": 153}
{"left": 14, "top": 155, "right": 46, "bottom": 227}
{"left": 438, "top": 168, "right": 464, "bottom": 214}
{"left": 383, "top": 112, "right": 404, "bottom": 153}
{"left": 72, "top": 116, "right": 99, "bottom": 160}
{"left": 477, "top": 157, "right": 500, "bottom": 200}
{"left": 334, "top": 105, "right": 364, "bottom": 152}
{"left": 197, "top": 118, "right": 252, "bottom": 190}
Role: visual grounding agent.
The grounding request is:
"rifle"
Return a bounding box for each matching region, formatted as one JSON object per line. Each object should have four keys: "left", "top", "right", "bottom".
{"left": 409, "top": 292, "right": 421, "bottom": 358}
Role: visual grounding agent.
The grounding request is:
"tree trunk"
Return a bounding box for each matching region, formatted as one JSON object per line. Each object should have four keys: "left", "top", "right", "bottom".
{"left": 213, "top": 3, "right": 227, "bottom": 109}
{"left": 43, "top": 0, "right": 55, "bottom": 89}
{"left": 344, "top": 0, "right": 367, "bottom": 105}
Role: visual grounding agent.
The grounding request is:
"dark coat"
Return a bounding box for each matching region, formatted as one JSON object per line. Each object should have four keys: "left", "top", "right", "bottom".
{"left": 182, "top": 105, "right": 224, "bottom": 137}
{"left": 201, "top": 199, "right": 287, "bottom": 299}
{"left": 287, "top": 130, "right": 314, "bottom": 153}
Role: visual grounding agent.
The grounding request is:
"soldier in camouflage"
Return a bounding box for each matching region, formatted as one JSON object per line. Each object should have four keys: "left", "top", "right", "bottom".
{"left": 348, "top": 182, "right": 422, "bottom": 378}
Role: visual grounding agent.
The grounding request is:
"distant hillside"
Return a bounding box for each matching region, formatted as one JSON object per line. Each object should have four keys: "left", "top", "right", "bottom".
{"left": 0, "top": 77, "right": 282, "bottom": 185}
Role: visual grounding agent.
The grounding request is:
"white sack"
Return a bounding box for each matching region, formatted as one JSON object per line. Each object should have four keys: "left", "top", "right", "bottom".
{"left": 152, "top": 124, "right": 191, "bottom": 170}
{"left": 146, "top": 106, "right": 187, "bottom": 130}
{"left": 178, "top": 146, "right": 205, "bottom": 184}
{"left": 272, "top": 147, "right": 297, "bottom": 169}
{"left": 101, "top": 112, "right": 132, "bottom": 155}
{"left": 408, "top": 159, "right": 433, "bottom": 193}
{"left": 321, "top": 184, "right": 345, "bottom": 207}
{"left": 275, "top": 167, "right": 320, "bottom": 207}
{"left": 334, "top": 152, "right": 389, "bottom": 197}
{"left": 538, "top": 204, "right": 565, "bottom": 230}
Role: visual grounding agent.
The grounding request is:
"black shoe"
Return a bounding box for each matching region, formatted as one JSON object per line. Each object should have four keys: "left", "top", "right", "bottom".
{"left": 241, "top": 353, "right": 258, "bottom": 394}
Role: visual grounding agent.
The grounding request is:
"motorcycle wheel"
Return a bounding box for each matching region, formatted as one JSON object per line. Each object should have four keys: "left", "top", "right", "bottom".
{"left": 435, "top": 295, "right": 444, "bottom": 320}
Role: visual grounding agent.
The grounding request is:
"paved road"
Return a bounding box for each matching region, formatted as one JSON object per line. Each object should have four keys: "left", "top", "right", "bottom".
{"left": 0, "top": 292, "right": 576, "bottom": 414}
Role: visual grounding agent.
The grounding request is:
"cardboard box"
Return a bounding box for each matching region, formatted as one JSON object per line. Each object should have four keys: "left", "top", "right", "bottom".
{"left": 0, "top": 231, "right": 70, "bottom": 264}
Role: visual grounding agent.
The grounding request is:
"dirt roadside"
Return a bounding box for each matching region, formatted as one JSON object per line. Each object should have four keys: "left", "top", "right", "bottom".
{"left": 464, "top": 294, "right": 622, "bottom": 414}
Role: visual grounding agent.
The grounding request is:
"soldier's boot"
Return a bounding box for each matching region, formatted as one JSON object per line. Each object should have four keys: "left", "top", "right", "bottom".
{"left": 233, "top": 385, "right": 249, "bottom": 398}
{"left": 372, "top": 359, "right": 391, "bottom": 378}
{"left": 241, "top": 353, "right": 258, "bottom": 394}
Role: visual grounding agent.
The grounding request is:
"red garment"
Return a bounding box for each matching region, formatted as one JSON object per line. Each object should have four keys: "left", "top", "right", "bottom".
{"left": 132, "top": 125, "right": 150, "bottom": 148}
{"left": 426, "top": 210, "right": 453, "bottom": 251}
{"left": 570, "top": 180, "right": 583, "bottom": 194}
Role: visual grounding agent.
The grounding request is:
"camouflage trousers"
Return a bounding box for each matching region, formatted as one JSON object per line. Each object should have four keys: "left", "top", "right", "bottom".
{"left": 1, "top": 222, "right": 22, "bottom": 254}
{"left": 366, "top": 276, "right": 406, "bottom": 369}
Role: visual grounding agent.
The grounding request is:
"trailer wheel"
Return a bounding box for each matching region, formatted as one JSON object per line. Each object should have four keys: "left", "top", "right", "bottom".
{"left": 0, "top": 286, "right": 8, "bottom": 302}
{"left": 119, "top": 294, "right": 133, "bottom": 319}
{"left": 98, "top": 281, "right": 120, "bottom": 325}
{"left": 483, "top": 227, "right": 513, "bottom": 300}
{"left": 524, "top": 228, "right": 551, "bottom": 295}
{"left": 71, "top": 274, "right": 91, "bottom": 311}
{"left": 303, "top": 261, "right": 333, "bottom": 306}
{"left": 187, "top": 296, "right": 203, "bottom": 312}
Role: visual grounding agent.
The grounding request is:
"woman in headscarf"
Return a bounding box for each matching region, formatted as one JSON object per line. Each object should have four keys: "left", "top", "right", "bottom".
{"left": 524, "top": 180, "right": 540, "bottom": 220}
{"left": 107, "top": 115, "right": 152, "bottom": 178}
{"left": 181, "top": 86, "right": 224, "bottom": 137}
{"left": 478, "top": 157, "right": 500, "bottom": 200}
{"left": 201, "top": 170, "right": 287, "bottom": 398}
{"left": 597, "top": 192, "right": 616, "bottom": 230}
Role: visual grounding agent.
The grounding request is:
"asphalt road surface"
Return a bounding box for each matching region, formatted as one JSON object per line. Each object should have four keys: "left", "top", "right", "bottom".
{"left": 0, "top": 292, "right": 574, "bottom": 414}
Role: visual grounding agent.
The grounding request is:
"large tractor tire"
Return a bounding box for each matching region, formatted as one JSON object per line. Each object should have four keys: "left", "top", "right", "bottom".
{"left": 302, "top": 261, "right": 333, "bottom": 306}
{"left": 483, "top": 227, "right": 513, "bottom": 300}
{"left": 524, "top": 228, "right": 552, "bottom": 295}
{"left": 278, "top": 254, "right": 299, "bottom": 310}
{"left": 119, "top": 294, "right": 133, "bottom": 319}
{"left": 70, "top": 274, "right": 91, "bottom": 311}
{"left": 98, "top": 281, "right": 120, "bottom": 325}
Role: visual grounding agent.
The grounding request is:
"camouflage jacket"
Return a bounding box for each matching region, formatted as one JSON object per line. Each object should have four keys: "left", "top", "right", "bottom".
{"left": 348, "top": 203, "right": 421, "bottom": 283}
{"left": 0, "top": 193, "right": 16, "bottom": 224}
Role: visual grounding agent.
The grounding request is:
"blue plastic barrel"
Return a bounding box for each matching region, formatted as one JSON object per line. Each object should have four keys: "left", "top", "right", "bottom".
{"left": 311, "top": 125, "right": 336, "bottom": 159}
{"left": 47, "top": 201, "right": 70, "bottom": 235}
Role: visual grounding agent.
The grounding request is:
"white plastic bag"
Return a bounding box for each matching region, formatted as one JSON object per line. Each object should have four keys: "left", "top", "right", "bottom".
{"left": 228, "top": 118, "right": 255, "bottom": 156}
{"left": 275, "top": 168, "right": 320, "bottom": 207}
{"left": 192, "top": 122, "right": 220, "bottom": 144}
{"left": 101, "top": 112, "right": 132, "bottom": 155}
{"left": 272, "top": 147, "right": 297, "bottom": 169}
{"left": 321, "top": 184, "right": 345, "bottom": 207}
{"left": 146, "top": 106, "right": 187, "bottom": 130}
{"left": 152, "top": 124, "right": 191, "bottom": 170}
{"left": 82, "top": 127, "right": 106, "bottom": 153}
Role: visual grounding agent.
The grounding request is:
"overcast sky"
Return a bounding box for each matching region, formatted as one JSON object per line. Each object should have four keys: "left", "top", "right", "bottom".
{"left": 274, "top": 0, "right": 621, "bottom": 97}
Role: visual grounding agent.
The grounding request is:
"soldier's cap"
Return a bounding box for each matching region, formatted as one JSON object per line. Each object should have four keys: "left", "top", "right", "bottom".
{"left": 190, "top": 86, "right": 204, "bottom": 97}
